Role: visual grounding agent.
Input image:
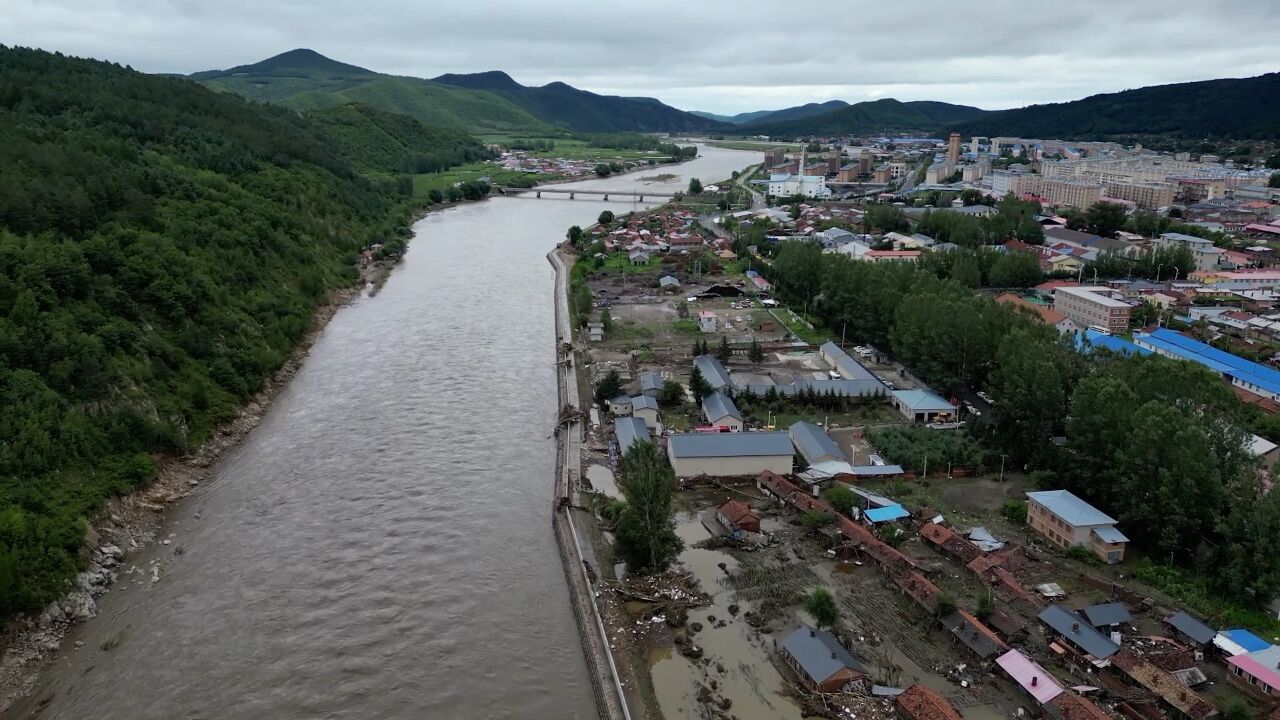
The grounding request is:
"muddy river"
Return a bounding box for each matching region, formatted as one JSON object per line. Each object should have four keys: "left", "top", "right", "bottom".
{"left": 6, "top": 145, "right": 758, "bottom": 719}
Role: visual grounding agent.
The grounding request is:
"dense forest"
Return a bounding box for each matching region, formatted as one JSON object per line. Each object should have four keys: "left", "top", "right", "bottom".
{"left": 307, "top": 102, "right": 492, "bottom": 174}
{"left": 736, "top": 98, "right": 987, "bottom": 137}
{"left": 0, "top": 46, "right": 426, "bottom": 615}
{"left": 765, "top": 242, "right": 1280, "bottom": 611}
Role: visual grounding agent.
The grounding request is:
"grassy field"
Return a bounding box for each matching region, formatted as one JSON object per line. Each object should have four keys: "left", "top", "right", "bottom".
{"left": 705, "top": 140, "right": 798, "bottom": 152}
{"left": 475, "top": 135, "right": 671, "bottom": 162}
{"left": 410, "top": 163, "right": 550, "bottom": 197}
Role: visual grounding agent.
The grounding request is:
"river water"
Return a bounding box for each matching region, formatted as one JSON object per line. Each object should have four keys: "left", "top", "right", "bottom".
{"left": 7, "top": 145, "right": 758, "bottom": 720}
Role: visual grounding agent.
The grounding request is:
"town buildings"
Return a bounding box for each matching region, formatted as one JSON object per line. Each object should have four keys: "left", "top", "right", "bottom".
{"left": 1025, "top": 490, "right": 1128, "bottom": 563}
{"left": 715, "top": 499, "right": 760, "bottom": 537}
{"left": 614, "top": 416, "right": 650, "bottom": 456}
{"left": 702, "top": 391, "right": 744, "bottom": 431}
{"left": 1052, "top": 286, "right": 1132, "bottom": 334}
{"left": 1154, "top": 232, "right": 1224, "bottom": 272}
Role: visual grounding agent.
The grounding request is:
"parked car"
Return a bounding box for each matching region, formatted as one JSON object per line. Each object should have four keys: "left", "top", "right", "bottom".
{"left": 976, "top": 391, "right": 994, "bottom": 405}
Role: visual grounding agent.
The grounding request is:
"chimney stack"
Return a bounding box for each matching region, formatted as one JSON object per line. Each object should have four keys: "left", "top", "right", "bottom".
{"left": 1031, "top": 676, "right": 1038, "bottom": 687}
{"left": 1072, "top": 622, "right": 1080, "bottom": 632}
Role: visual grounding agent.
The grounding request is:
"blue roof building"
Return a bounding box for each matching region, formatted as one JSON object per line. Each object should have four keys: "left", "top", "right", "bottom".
{"left": 702, "top": 391, "right": 743, "bottom": 429}
{"left": 694, "top": 355, "right": 732, "bottom": 391}
{"left": 788, "top": 421, "right": 846, "bottom": 465}
{"left": 1077, "top": 328, "right": 1150, "bottom": 356}
{"left": 1133, "top": 328, "right": 1280, "bottom": 400}
{"left": 615, "top": 417, "right": 651, "bottom": 457}
{"left": 891, "top": 389, "right": 957, "bottom": 423}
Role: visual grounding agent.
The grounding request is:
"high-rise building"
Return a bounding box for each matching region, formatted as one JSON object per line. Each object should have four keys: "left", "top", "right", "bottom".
{"left": 764, "top": 148, "right": 786, "bottom": 169}
{"left": 858, "top": 149, "right": 872, "bottom": 175}
{"left": 947, "top": 133, "right": 961, "bottom": 164}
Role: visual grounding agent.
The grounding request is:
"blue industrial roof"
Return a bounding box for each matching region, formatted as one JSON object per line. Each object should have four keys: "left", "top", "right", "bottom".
{"left": 864, "top": 504, "right": 909, "bottom": 523}
{"left": 695, "top": 355, "right": 732, "bottom": 390}
{"left": 702, "top": 391, "right": 741, "bottom": 423}
{"left": 789, "top": 421, "right": 845, "bottom": 464}
{"left": 615, "top": 417, "right": 651, "bottom": 457}
{"left": 1134, "top": 328, "right": 1280, "bottom": 397}
{"left": 1222, "top": 628, "right": 1271, "bottom": 653}
{"left": 849, "top": 465, "right": 905, "bottom": 477}
{"left": 820, "top": 342, "right": 883, "bottom": 384}
{"left": 1026, "top": 490, "right": 1117, "bottom": 527}
{"left": 1077, "top": 329, "right": 1150, "bottom": 357}
{"left": 667, "top": 431, "right": 794, "bottom": 458}
{"left": 741, "top": 379, "right": 887, "bottom": 398}
{"left": 892, "top": 388, "right": 957, "bottom": 413}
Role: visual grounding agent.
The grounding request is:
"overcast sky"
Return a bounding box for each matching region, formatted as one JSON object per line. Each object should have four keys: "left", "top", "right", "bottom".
{"left": 3, "top": 0, "right": 1277, "bottom": 113}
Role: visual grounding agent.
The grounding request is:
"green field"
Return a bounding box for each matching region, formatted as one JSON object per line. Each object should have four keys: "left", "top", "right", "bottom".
{"left": 477, "top": 135, "right": 670, "bottom": 163}
{"left": 410, "top": 163, "right": 552, "bottom": 197}
{"left": 705, "top": 140, "right": 797, "bottom": 152}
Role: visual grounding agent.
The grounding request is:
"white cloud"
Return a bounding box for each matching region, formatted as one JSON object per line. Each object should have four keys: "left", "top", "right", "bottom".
{"left": 1, "top": 0, "right": 1276, "bottom": 113}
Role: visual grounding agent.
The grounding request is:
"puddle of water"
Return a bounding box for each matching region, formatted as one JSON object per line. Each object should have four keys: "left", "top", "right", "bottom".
{"left": 585, "top": 464, "right": 622, "bottom": 499}
{"left": 646, "top": 512, "right": 804, "bottom": 720}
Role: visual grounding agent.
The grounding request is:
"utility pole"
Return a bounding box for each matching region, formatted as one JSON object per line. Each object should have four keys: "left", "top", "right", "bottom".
{"left": 999, "top": 454, "right": 1008, "bottom": 483}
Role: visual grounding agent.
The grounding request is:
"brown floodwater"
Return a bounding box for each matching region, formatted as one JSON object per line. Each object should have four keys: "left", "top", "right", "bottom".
{"left": 6, "top": 145, "right": 758, "bottom": 720}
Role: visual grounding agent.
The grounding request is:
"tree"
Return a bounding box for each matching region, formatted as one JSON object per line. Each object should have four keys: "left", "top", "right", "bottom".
{"left": 988, "top": 251, "right": 1042, "bottom": 288}
{"left": 1085, "top": 202, "right": 1128, "bottom": 237}
{"left": 688, "top": 178, "right": 703, "bottom": 195}
{"left": 594, "top": 163, "right": 612, "bottom": 177}
{"left": 976, "top": 591, "right": 994, "bottom": 620}
{"left": 1221, "top": 701, "right": 1252, "bottom": 720}
{"left": 804, "top": 587, "right": 839, "bottom": 629}
{"left": 614, "top": 442, "right": 683, "bottom": 573}
{"left": 689, "top": 365, "right": 713, "bottom": 403}
{"left": 427, "top": 188, "right": 444, "bottom": 204}
{"left": 988, "top": 328, "right": 1067, "bottom": 466}
{"left": 659, "top": 379, "right": 686, "bottom": 407}
{"left": 1266, "top": 151, "right": 1280, "bottom": 169}
{"left": 600, "top": 309, "right": 613, "bottom": 333}
{"left": 445, "top": 185, "right": 464, "bottom": 202}
{"left": 748, "top": 337, "right": 764, "bottom": 364}
{"left": 798, "top": 510, "right": 834, "bottom": 529}
{"left": 865, "top": 204, "right": 909, "bottom": 233}
{"left": 822, "top": 485, "right": 858, "bottom": 518}
{"left": 677, "top": 301, "right": 690, "bottom": 319}
{"left": 716, "top": 335, "right": 732, "bottom": 363}
{"left": 567, "top": 225, "right": 584, "bottom": 247}
{"left": 597, "top": 210, "right": 615, "bottom": 225}
{"left": 1269, "top": 172, "right": 1280, "bottom": 188}
{"left": 593, "top": 369, "right": 623, "bottom": 406}
{"left": 950, "top": 254, "right": 982, "bottom": 288}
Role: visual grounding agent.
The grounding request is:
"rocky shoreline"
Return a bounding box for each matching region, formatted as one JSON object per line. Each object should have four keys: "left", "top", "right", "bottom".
{"left": 0, "top": 256, "right": 398, "bottom": 714}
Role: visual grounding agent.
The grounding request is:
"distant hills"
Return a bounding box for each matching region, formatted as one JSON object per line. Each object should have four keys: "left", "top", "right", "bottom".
{"left": 191, "top": 50, "right": 552, "bottom": 134}
{"left": 193, "top": 50, "right": 724, "bottom": 134}
{"left": 692, "top": 100, "right": 850, "bottom": 125}
{"left": 431, "top": 70, "right": 723, "bottom": 133}
{"left": 952, "top": 72, "right": 1280, "bottom": 141}
{"left": 306, "top": 103, "right": 490, "bottom": 173}
{"left": 737, "top": 98, "right": 988, "bottom": 136}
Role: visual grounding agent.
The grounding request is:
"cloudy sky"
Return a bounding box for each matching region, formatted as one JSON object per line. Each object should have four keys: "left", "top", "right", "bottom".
{"left": 3, "top": 0, "right": 1277, "bottom": 113}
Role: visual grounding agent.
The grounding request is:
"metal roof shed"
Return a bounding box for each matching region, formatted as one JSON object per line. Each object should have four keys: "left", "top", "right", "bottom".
{"left": 1081, "top": 602, "right": 1132, "bottom": 628}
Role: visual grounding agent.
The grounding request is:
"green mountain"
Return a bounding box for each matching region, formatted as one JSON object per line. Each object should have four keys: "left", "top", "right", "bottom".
{"left": 307, "top": 103, "right": 491, "bottom": 173}
{"left": 432, "top": 70, "right": 727, "bottom": 133}
{"left": 692, "top": 109, "right": 775, "bottom": 124}
{"left": 192, "top": 50, "right": 553, "bottom": 134}
{"left": 953, "top": 72, "right": 1280, "bottom": 140}
{"left": 0, "top": 46, "right": 418, "bottom": 616}
{"left": 740, "top": 98, "right": 988, "bottom": 136}
{"left": 743, "top": 100, "right": 851, "bottom": 125}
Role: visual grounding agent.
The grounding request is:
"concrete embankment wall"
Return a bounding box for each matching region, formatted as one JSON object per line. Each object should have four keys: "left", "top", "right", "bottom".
{"left": 547, "top": 248, "right": 631, "bottom": 720}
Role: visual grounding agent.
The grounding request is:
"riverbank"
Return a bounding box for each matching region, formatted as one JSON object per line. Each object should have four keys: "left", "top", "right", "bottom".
{"left": 0, "top": 248, "right": 409, "bottom": 713}
{"left": 549, "top": 246, "right": 632, "bottom": 720}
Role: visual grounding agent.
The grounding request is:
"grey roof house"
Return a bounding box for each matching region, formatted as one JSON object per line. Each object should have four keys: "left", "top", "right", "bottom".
{"left": 1038, "top": 604, "right": 1120, "bottom": 660}
{"left": 789, "top": 421, "right": 846, "bottom": 465}
{"left": 1164, "top": 611, "right": 1216, "bottom": 646}
{"left": 615, "top": 417, "right": 650, "bottom": 457}
{"left": 781, "top": 624, "right": 868, "bottom": 692}
{"left": 702, "top": 391, "right": 743, "bottom": 429}
{"left": 639, "top": 371, "right": 664, "bottom": 397}
{"left": 1081, "top": 602, "right": 1132, "bottom": 628}
{"left": 694, "top": 355, "right": 732, "bottom": 390}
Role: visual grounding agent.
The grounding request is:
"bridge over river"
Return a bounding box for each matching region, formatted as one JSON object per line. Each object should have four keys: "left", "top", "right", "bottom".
{"left": 496, "top": 186, "right": 678, "bottom": 202}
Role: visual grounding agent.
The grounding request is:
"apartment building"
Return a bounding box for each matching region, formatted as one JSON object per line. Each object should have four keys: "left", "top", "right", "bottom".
{"left": 1026, "top": 490, "right": 1127, "bottom": 564}
{"left": 1155, "top": 232, "right": 1224, "bottom": 272}
{"left": 1041, "top": 179, "right": 1102, "bottom": 209}
{"left": 1103, "top": 180, "right": 1176, "bottom": 209}
{"left": 991, "top": 170, "right": 1042, "bottom": 197}
{"left": 1052, "top": 286, "right": 1131, "bottom": 333}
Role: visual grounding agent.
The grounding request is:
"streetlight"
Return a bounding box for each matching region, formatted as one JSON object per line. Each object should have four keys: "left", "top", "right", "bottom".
{"left": 1155, "top": 264, "right": 1165, "bottom": 283}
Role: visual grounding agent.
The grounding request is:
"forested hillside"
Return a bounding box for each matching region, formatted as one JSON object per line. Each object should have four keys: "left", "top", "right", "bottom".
{"left": 954, "top": 72, "right": 1280, "bottom": 140}
{"left": 194, "top": 50, "right": 554, "bottom": 134}
{"left": 739, "top": 98, "right": 987, "bottom": 136}
{"left": 308, "top": 102, "right": 491, "bottom": 173}
{"left": 0, "top": 46, "right": 417, "bottom": 615}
